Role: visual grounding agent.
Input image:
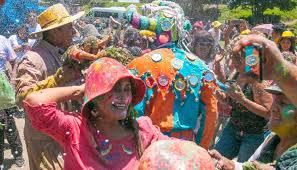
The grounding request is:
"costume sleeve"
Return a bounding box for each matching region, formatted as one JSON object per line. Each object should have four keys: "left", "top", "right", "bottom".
{"left": 23, "top": 101, "right": 79, "bottom": 146}
{"left": 16, "top": 67, "right": 65, "bottom": 103}
{"left": 199, "top": 81, "right": 218, "bottom": 149}
{"left": 15, "top": 52, "right": 45, "bottom": 104}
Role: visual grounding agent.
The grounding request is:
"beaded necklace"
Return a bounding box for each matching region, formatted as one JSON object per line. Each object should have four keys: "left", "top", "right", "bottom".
{"left": 88, "top": 122, "right": 135, "bottom": 160}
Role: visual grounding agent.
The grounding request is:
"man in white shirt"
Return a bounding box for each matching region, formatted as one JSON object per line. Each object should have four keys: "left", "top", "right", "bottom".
{"left": 27, "top": 11, "right": 41, "bottom": 46}
{"left": 0, "top": 35, "right": 16, "bottom": 72}
{"left": 9, "top": 24, "right": 30, "bottom": 62}
{"left": 208, "top": 21, "right": 222, "bottom": 52}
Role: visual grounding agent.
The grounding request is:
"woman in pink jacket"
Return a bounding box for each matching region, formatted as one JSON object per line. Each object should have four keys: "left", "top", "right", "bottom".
{"left": 23, "top": 57, "right": 215, "bottom": 170}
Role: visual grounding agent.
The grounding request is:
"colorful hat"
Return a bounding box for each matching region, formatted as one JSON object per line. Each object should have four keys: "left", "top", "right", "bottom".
{"left": 279, "top": 31, "right": 295, "bottom": 43}
{"left": 138, "top": 140, "right": 215, "bottom": 170}
{"left": 81, "top": 57, "right": 146, "bottom": 116}
{"left": 29, "top": 4, "right": 85, "bottom": 38}
{"left": 211, "top": 21, "right": 222, "bottom": 28}
{"left": 281, "top": 31, "right": 294, "bottom": 38}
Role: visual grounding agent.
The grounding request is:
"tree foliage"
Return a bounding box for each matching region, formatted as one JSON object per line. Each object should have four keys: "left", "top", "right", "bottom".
{"left": 228, "top": 0, "right": 296, "bottom": 23}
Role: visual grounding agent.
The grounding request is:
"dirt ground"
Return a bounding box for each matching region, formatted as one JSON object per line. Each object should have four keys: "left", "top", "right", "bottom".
{"left": 3, "top": 117, "right": 29, "bottom": 170}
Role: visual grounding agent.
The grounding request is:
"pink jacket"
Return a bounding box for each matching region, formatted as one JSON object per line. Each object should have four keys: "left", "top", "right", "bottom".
{"left": 23, "top": 101, "right": 170, "bottom": 170}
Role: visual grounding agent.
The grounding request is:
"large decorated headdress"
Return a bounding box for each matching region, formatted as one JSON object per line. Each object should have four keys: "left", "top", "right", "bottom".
{"left": 126, "top": 1, "right": 192, "bottom": 50}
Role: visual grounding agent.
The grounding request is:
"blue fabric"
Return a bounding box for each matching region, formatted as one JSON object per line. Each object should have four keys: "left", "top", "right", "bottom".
{"left": 216, "top": 80, "right": 227, "bottom": 92}
{"left": 0, "top": 0, "right": 45, "bottom": 35}
{"left": 171, "top": 48, "right": 204, "bottom": 132}
{"left": 214, "top": 122, "right": 265, "bottom": 162}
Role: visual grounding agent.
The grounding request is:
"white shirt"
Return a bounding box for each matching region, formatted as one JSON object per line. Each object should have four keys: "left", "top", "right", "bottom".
{"left": 28, "top": 24, "right": 41, "bottom": 47}
{"left": 8, "top": 34, "right": 27, "bottom": 62}
{"left": 0, "top": 35, "right": 16, "bottom": 72}
{"left": 208, "top": 28, "right": 221, "bottom": 46}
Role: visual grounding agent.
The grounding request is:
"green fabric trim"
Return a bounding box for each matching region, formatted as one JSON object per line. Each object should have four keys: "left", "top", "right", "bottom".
{"left": 243, "top": 162, "right": 258, "bottom": 170}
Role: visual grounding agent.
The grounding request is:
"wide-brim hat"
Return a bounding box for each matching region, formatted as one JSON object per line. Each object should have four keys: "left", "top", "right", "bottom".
{"left": 81, "top": 57, "right": 146, "bottom": 117}
{"left": 279, "top": 31, "right": 295, "bottom": 43}
{"left": 29, "top": 3, "right": 85, "bottom": 39}
{"left": 265, "top": 84, "right": 283, "bottom": 95}
{"left": 212, "top": 21, "right": 222, "bottom": 28}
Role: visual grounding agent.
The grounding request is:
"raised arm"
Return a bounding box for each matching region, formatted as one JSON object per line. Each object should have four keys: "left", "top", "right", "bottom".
{"left": 24, "top": 85, "right": 84, "bottom": 106}
{"left": 233, "top": 35, "right": 297, "bottom": 107}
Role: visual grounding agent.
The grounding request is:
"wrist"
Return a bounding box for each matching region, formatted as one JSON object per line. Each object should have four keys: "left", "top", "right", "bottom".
{"left": 233, "top": 160, "right": 243, "bottom": 170}
{"left": 238, "top": 96, "right": 247, "bottom": 104}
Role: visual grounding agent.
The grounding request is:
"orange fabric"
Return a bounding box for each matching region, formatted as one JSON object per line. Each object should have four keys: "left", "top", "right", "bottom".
{"left": 127, "top": 48, "right": 176, "bottom": 97}
{"left": 146, "top": 88, "right": 175, "bottom": 131}
{"left": 170, "top": 130, "right": 195, "bottom": 141}
{"left": 127, "top": 49, "right": 177, "bottom": 131}
{"left": 199, "top": 81, "right": 218, "bottom": 149}
{"left": 128, "top": 49, "right": 219, "bottom": 150}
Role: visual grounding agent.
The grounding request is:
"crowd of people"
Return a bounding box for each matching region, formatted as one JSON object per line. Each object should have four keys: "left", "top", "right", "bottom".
{"left": 0, "top": 1, "right": 297, "bottom": 170}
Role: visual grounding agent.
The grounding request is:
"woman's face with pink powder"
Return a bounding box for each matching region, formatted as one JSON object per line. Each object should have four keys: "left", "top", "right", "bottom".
{"left": 94, "top": 78, "right": 133, "bottom": 121}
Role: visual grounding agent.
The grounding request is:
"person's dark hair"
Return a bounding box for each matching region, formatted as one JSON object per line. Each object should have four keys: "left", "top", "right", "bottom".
{"left": 273, "top": 24, "right": 286, "bottom": 34}
{"left": 191, "top": 30, "right": 215, "bottom": 58}
{"left": 86, "top": 79, "right": 143, "bottom": 158}
{"left": 278, "top": 37, "right": 296, "bottom": 54}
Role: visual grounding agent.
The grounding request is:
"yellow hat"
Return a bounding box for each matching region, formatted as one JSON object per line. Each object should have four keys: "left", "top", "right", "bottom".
{"left": 279, "top": 31, "right": 295, "bottom": 44}
{"left": 139, "top": 30, "right": 156, "bottom": 38}
{"left": 29, "top": 4, "right": 85, "bottom": 39}
{"left": 281, "top": 31, "right": 294, "bottom": 38}
{"left": 240, "top": 29, "right": 251, "bottom": 35}
{"left": 212, "top": 21, "right": 222, "bottom": 28}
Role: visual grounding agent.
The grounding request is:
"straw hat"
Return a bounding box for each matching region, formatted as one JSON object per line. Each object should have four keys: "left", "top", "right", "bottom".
{"left": 212, "top": 21, "right": 222, "bottom": 28}
{"left": 29, "top": 4, "right": 85, "bottom": 39}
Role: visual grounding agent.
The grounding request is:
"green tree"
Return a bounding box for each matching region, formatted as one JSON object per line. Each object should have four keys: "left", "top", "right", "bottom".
{"left": 228, "top": 0, "right": 296, "bottom": 23}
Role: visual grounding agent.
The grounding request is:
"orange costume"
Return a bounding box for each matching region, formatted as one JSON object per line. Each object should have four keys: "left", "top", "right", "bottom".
{"left": 126, "top": 0, "right": 218, "bottom": 149}
{"left": 127, "top": 46, "right": 218, "bottom": 149}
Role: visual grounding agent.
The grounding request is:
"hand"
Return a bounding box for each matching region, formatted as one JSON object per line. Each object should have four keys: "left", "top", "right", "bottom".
{"left": 55, "top": 64, "right": 82, "bottom": 86}
{"left": 214, "top": 54, "right": 225, "bottom": 63}
{"left": 214, "top": 90, "right": 227, "bottom": 103}
{"left": 233, "top": 34, "right": 284, "bottom": 80}
{"left": 96, "top": 50, "right": 107, "bottom": 58}
{"left": 226, "top": 83, "right": 246, "bottom": 102}
{"left": 208, "top": 150, "right": 235, "bottom": 170}
{"left": 73, "top": 84, "right": 85, "bottom": 103}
